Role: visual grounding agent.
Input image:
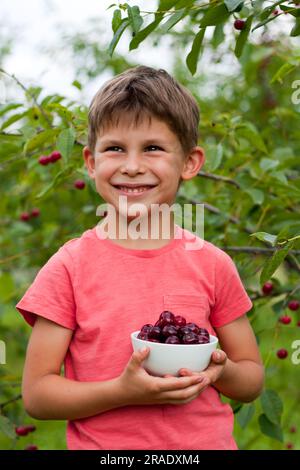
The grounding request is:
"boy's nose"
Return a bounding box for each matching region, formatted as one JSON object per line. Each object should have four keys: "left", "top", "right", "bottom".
{"left": 121, "top": 152, "right": 145, "bottom": 175}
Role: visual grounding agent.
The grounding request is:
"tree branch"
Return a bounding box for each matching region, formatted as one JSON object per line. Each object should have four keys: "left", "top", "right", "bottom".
{"left": 220, "top": 246, "right": 300, "bottom": 255}
{"left": 0, "top": 394, "right": 22, "bottom": 410}
{"left": 0, "top": 68, "right": 52, "bottom": 127}
{"left": 197, "top": 170, "right": 241, "bottom": 189}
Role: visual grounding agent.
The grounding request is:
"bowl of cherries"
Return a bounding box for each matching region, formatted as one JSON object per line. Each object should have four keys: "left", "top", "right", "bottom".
{"left": 131, "top": 311, "right": 218, "bottom": 377}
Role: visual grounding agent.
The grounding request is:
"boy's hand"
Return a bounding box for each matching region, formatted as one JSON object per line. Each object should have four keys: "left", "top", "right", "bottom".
{"left": 173, "top": 350, "right": 227, "bottom": 387}
{"left": 118, "top": 347, "right": 210, "bottom": 406}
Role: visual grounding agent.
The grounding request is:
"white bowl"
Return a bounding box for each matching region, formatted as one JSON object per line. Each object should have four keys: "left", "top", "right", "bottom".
{"left": 131, "top": 330, "right": 218, "bottom": 377}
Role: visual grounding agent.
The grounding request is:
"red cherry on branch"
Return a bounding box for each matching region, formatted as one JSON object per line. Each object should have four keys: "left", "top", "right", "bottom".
{"left": 279, "top": 315, "right": 292, "bottom": 325}
{"left": 38, "top": 155, "right": 51, "bottom": 166}
{"left": 288, "top": 300, "right": 300, "bottom": 311}
{"left": 15, "top": 426, "right": 30, "bottom": 437}
{"left": 262, "top": 281, "right": 273, "bottom": 295}
{"left": 234, "top": 19, "right": 246, "bottom": 30}
{"left": 25, "top": 445, "right": 38, "bottom": 450}
{"left": 30, "top": 208, "right": 40, "bottom": 218}
{"left": 20, "top": 212, "right": 30, "bottom": 222}
{"left": 289, "top": 426, "right": 297, "bottom": 433}
{"left": 49, "top": 151, "right": 62, "bottom": 163}
{"left": 74, "top": 179, "right": 86, "bottom": 190}
{"left": 277, "top": 348, "right": 288, "bottom": 359}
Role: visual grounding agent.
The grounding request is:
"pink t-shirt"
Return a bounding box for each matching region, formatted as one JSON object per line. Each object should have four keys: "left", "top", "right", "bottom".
{"left": 16, "top": 224, "right": 253, "bottom": 450}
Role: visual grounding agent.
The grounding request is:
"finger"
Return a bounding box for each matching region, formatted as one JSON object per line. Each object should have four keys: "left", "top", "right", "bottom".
{"left": 128, "top": 347, "right": 150, "bottom": 369}
{"left": 156, "top": 374, "right": 204, "bottom": 392}
{"left": 211, "top": 349, "right": 227, "bottom": 364}
{"left": 162, "top": 380, "right": 210, "bottom": 403}
{"left": 163, "top": 374, "right": 174, "bottom": 378}
{"left": 179, "top": 368, "right": 198, "bottom": 377}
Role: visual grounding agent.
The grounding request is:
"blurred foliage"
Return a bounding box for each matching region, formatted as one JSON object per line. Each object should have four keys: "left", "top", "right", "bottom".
{"left": 0, "top": 0, "right": 300, "bottom": 450}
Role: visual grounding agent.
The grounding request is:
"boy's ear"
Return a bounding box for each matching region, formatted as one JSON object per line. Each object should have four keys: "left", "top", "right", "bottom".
{"left": 181, "top": 146, "right": 206, "bottom": 182}
{"left": 83, "top": 146, "right": 96, "bottom": 179}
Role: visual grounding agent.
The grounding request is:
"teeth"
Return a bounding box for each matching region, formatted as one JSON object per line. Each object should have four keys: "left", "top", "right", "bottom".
{"left": 118, "top": 186, "right": 152, "bottom": 193}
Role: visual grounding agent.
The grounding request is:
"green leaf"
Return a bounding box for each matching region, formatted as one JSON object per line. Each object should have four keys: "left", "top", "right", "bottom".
{"left": 35, "top": 166, "right": 73, "bottom": 199}
{"left": 260, "top": 241, "right": 294, "bottom": 285}
{"left": 235, "top": 15, "right": 253, "bottom": 59}
{"left": 280, "top": 5, "right": 300, "bottom": 17}
{"left": 106, "top": 3, "right": 117, "bottom": 11}
{"left": 186, "top": 28, "right": 206, "bottom": 76}
{"left": 160, "top": 9, "right": 186, "bottom": 33}
{"left": 244, "top": 188, "right": 264, "bottom": 205}
{"left": 252, "top": 14, "right": 280, "bottom": 32}
{"left": 72, "top": 80, "right": 82, "bottom": 90}
{"left": 0, "top": 273, "right": 15, "bottom": 302}
{"left": 290, "top": 18, "right": 300, "bottom": 37}
{"left": 235, "top": 123, "right": 267, "bottom": 153}
{"left": 158, "top": 0, "right": 180, "bottom": 10}
{"left": 0, "top": 414, "right": 16, "bottom": 440}
{"left": 129, "top": 14, "right": 164, "bottom": 51}
{"left": 126, "top": 5, "right": 143, "bottom": 34}
{"left": 56, "top": 127, "right": 76, "bottom": 162}
{"left": 260, "top": 158, "right": 279, "bottom": 172}
{"left": 258, "top": 414, "right": 283, "bottom": 442}
{"left": 260, "top": 389, "right": 283, "bottom": 426}
{"left": 250, "top": 231, "right": 277, "bottom": 246}
{"left": 205, "top": 143, "right": 223, "bottom": 171}
{"left": 112, "top": 9, "right": 122, "bottom": 34}
{"left": 0, "top": 103, "right": 23, "bottom": 117}
{"left": 224, "top": 0, "right": 244, "bottom": 12}
{"left": 237, "top": 403, "right": 255, "bottom": 429}
{"left": 108, "top": 18, "right": 130, "bottom": 57}
{"left": 23, "top": 129, "right": 59, "bottom": 154}
{"left": 0, "top": 112, "right": 27, "bottom": 131}
{"left": 212, "top": 23, "right": 225, "bottom": 48}
{"left": 270, "top": 63, "right": 296, "bottom": 85}
{"left": 200, "top": 4, "right": 230, "bottom": 27}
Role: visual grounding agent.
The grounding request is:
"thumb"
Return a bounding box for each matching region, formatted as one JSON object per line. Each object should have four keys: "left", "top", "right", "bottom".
{"left": 130, "top": 347, "right": 150, "bottom": 367}
{"left": 212, "top": 349, "right": 227, "bottom": 364}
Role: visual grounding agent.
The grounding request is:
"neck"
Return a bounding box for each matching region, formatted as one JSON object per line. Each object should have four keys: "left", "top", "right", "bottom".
{"left": 99, "top": 211, "right": 176, "bottom": 249}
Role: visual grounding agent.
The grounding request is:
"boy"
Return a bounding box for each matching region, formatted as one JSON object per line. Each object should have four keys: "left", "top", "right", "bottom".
{"left": 16, "top": 66, "right": 264, "bottom": 450}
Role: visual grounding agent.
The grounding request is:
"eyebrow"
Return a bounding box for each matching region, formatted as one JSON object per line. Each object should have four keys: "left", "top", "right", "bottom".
{"left": 99, "top": 138, "right": 168, "bottom": 147}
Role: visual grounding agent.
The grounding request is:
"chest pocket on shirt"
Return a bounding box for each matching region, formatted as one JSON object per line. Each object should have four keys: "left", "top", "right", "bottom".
{"left": 163, "top": 294, "right": 209, "bottom": 326}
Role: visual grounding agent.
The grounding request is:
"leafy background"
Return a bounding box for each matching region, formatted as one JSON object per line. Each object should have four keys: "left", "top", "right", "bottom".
{"left": 0, "top": 0, "right": 300, "bottom": 450}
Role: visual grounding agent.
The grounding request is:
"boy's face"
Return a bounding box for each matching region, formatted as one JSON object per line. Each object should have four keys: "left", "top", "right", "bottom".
{"left": 83, "top": 115, "right": 205, "bottom": 220}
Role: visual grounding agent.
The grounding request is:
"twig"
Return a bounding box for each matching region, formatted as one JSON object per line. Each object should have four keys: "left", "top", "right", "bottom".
{"left": 0, "top": 394, "right": 22, "bottom": 410}
{"left": 221, "top": 246, "right": 300, "bottom": 255}
{"left": 197, "top": 170, "right": 241, "bottom": 189}
{"left": 0, "top": 68, "right": 52, "bottom": 127}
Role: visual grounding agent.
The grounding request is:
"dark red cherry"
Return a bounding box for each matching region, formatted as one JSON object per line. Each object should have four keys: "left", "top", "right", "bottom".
{"left": 137, "top": 332, "right": 149, "bottom": 341}
{"left": 141, "top": 324, "right": 153, "bottom": 334}
{"left": 162, "top": 325, "right": 178, "bottom": 338}
{"left": 198, "top": 327, "right": 209, "bottom": 338}
{"left": 182, "top": 332, "right": 200, "bottom": 344}
{"left": 197, "top": 334, "right": 210, "bottom": 344}
{"left": 154, "top": 319, "right": 164, "bottom": 328}
{"left": 148, "top": 326, "right": 161, "bottom": 340}
{"left": 165, "top": 335, "right": 181, "bottom": 344}
{"left": 185, "top": 323, "right": 200, "bottom": 335}
{"left": 178, "top": 326, "right": 193, "bottom": 338}
{"left": 159, "top": 311, "right": 175, "bottom": 327}
{"left": 174, "top": 315, "right": 186, "bottom": 328}
{"left": 148, "top": 338, "right": 160, "bottom": 343}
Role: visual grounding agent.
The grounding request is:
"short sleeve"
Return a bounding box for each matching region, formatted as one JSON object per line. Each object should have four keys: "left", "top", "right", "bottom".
{"left": 15, "top": 246, "right": 76, "bottom": 330}
{"left": 209, "top": 250, "right": 253, "bottom": 328}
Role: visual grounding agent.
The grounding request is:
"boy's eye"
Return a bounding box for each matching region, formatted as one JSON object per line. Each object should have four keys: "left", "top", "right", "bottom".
{"left": 105, "top": 145, "right": 163, "bottom": 152}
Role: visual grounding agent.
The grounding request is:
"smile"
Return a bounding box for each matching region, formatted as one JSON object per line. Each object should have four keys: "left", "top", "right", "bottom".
{"left": 112, "top": 185, "right": 157, "bottom": 196}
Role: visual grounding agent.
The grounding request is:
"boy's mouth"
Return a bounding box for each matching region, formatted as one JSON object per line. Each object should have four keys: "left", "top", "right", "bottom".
{"left": 111, "top": 184, "right": 157, "bottom": 195}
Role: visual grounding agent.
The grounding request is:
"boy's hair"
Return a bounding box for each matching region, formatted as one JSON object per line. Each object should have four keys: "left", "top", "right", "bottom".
{"left": 87, "top": 65, "right": 200, "bottom": 159}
